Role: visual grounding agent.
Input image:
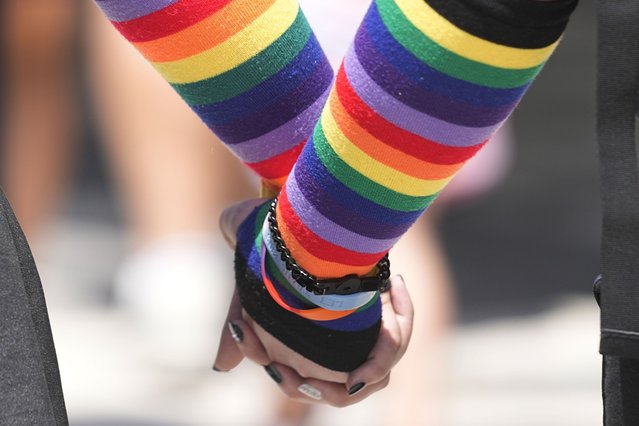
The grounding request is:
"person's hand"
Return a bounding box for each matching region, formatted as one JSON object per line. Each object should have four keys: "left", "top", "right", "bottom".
{"left": 213, "top": 200, "right": 414, "bottom": 406}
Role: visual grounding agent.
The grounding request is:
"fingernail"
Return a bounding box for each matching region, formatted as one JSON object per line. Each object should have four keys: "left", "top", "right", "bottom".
{"left": 397, "top": 274, "right": 404, "bottom": 283}
{"left": 264, "top": 365, "right": 282, "bottom": 384}
{"left": 297, "top": 384, "right": 322, "bottom": 400}
{"left": 347, "top": 382, "right": 366, "bottom": 396}
{"left": 228, "top": 321, "right": 243, "bottom": 343}
{"left": 212, "top": 365, "right": 227, "bottom": 373}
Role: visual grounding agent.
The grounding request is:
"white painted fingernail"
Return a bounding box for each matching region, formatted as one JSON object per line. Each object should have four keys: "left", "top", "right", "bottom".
{"left": 297, "top": 384, "right": 322, "bottom": 400}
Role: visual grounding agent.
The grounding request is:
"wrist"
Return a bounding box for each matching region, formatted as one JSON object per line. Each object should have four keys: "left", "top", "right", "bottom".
{"left": 262, "top": 217, "right": 379, "bottom": 312}
{"left": 233, "top": 199, "right": 382, "bottom": 371}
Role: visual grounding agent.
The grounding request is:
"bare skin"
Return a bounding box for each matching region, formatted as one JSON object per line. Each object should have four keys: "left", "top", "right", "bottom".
{"left": 86, "top": 5, "right": 254, "bottom": 247}
{"left": 214, "top": 199, "right": 415, "bottom": 407}
{"left": 1, "top": 0, "right": 78, "bottom": 240}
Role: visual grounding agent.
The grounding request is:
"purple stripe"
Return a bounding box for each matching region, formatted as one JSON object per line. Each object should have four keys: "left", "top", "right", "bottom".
{"left": 286, "top": 174, "right": 398, "bottom": 253}
{"left": 230, "top": 88, "right": 329, "bottom": 163}
{"left": 95, "top": 0, "right": 177, "bottom": 22}
{"left": 344, "top": 47, "right": 499, "bottom": 147}
{"left": 354, "top": 24, "right": 515, "bottom": 127}
{"left": 214, "top": 62, "right": 332, "bottom": 144}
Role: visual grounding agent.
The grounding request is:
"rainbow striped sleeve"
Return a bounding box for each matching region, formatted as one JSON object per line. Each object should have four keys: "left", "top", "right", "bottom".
{"left": 94, "top": 0, "right": 333, "bottom": 188}
{"left": 232, "top": 0, "right": 578, "bottom": 371}
{"left": 277, "top": 0, "right": 578, "bottom": 279}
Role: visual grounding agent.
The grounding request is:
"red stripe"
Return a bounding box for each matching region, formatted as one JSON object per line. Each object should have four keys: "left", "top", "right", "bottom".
{"left": 334, "top": 67, "right": 486, "bottom": 165}
{"left": 112, "top": 0, "right": 232, "bottom": 42}
{"left": 278, "top": 188, "right": 385, "bottom": 266}
{"left": 246, "top": 142, "right": 304, "bottom": 180}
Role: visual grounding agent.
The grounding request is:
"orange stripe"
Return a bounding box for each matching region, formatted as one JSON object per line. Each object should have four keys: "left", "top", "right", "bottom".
{"left": 264, "top": 175, "right": 287, "bottom": 188}
{"left": 134, "top": 0, "right": 276, "bottom": 62}
{"left": 261, "top": 246, "right": 355, "bottom": 320}
{"left": 329, "top": 87, "right": 464, "bottom": 180}
{"left": 276, "top": 203, "right": 376, "bottom": 278}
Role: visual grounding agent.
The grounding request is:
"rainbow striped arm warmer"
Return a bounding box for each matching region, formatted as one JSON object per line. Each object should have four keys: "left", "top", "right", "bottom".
{"left": 94, "top": 0, "right": 333, "bottom": 188}
{"left": 236, "top": 0, "right": 578, "bottom": 371}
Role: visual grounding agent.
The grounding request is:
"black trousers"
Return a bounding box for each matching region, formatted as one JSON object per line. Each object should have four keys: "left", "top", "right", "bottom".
{"left": 0, "top": 189, "right": 67, "bottom": 425}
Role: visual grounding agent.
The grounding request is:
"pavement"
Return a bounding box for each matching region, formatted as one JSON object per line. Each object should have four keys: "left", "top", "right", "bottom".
{"left": 36, "top": 215, "right": 601, "bottom": 426}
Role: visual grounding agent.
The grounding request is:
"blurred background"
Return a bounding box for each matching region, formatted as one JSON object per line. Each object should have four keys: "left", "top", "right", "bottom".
{"left": 0, "top": 1, "right": 600, "bottom": 425}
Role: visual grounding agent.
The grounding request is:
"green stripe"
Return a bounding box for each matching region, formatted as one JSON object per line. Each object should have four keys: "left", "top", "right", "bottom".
{"left": 253, "top": 203, "right": 270, "bottom": 251}
{"left": 355, "top": 292, "right": 379, "bottom": 313}
{"left": 267, "top": 249, "right": 381, "bottom": 311}
{"left": 376, "top": 0, "right": 543, "bottom": 89}
{"left": 253, "top": 203, "right": 316, "bottom": 307}
{"left": 266, "top": 253, "right": 316, "bottom": 307}
{"left": 312, "top": 123, "right": 436, "bottom": 212}
{"left": 172, "top": 10, "right": 312, "bottom": 106}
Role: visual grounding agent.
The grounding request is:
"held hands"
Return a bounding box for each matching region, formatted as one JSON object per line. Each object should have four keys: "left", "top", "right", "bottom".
{"left": 214, "top": 200, "right": 414, "bottom": 407}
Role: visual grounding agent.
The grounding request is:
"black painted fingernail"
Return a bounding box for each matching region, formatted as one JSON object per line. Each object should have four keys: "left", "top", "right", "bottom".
{"left": 348, "top": 382, "right": 366, "bottom": 396}
{"left": 264, "top": 364, "right": 282, "bottom": 384}
{"left": 228, "top": 321, "right": 243, "bottom": 343}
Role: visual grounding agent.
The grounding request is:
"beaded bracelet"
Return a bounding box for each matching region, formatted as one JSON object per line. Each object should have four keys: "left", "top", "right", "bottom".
{"left": 261, "top": 218, "right": 378, "bottom": 311}
{"left": 267, "top": 198, "right": 391, "bottom": 296}
{"left": 260, "top": 238, "right": 358, "bottom": 321}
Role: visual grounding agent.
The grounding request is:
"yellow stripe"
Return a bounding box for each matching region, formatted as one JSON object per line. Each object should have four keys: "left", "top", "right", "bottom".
{"left": 133, "top": 0, "right": 276, "bottom": 63}
{"left": 152, "top": 0, "right": 298, "bottom": 83}
{"left": 321, "top": 108, "right": 451, "bottom": 197}
{"left": 394, "top": 0, "right": 557, "bottom": 70}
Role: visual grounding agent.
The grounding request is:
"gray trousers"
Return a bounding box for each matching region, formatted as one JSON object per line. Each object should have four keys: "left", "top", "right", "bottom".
{"left": 0, "top": 189, "right": 67, "bottom": 425}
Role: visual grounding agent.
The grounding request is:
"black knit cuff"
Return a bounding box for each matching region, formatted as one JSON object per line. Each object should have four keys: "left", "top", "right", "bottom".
{"left": 235, "top": 248, "right": 380, "bottom": 372}
{"left": 426, "top": 0, "right": 579, "bottom": 48}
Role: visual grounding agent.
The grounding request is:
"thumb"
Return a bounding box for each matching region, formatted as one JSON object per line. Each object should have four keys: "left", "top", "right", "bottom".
{"left": 219, "top": 199, "right": 266, "bottom": 249}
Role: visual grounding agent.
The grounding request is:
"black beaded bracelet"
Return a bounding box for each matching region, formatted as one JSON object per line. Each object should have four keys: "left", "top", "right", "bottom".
{"left": 267, "top": 198, "right": 391, "bottom": 296}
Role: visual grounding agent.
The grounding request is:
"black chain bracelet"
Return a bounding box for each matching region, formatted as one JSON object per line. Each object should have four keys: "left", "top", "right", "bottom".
{"left": 267, "top": 198, "right": 391, "bottom": 296}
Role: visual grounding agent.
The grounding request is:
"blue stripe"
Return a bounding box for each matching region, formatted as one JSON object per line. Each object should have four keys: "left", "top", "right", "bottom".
{"left": 266, "top": 258, "right": 313, "bottom": 310}
{"left": 355, "top": 23, "right": 516, "bottom": 127}
{"left": 211, "top": 60, "right": 332, "bottom": 144}
{"left": 312, "top": 298, "right": 381, "bottom": 331}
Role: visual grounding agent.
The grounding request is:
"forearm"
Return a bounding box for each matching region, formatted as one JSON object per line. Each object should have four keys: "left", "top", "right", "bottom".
{"left": 278, "top": 0, "right": 578, "bottom": 279}
{"left": 235, "top": 0, "right": 579, "bottom": 370}
{"left": 93, "top": 0, "right": 332, "bottom": 188}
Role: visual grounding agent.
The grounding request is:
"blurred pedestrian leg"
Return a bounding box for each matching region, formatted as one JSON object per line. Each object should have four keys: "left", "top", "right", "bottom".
{"left": 85, "top": 4, "right": 255, "bottom": 369}
{"left": 1, "top": 0, "right": 79, "bottom": 242}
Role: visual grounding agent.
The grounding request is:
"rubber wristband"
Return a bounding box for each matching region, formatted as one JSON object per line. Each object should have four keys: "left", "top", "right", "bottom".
{"left": 262, "top": 219, "right": 378, "bottom": 311}
{"left": 260, "top": 235, "right": 356, "bottom": 321}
